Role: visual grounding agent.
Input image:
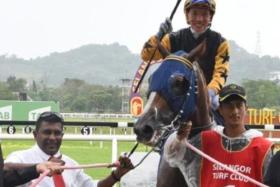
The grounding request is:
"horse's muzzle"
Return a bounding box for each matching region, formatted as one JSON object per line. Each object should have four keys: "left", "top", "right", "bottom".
{"left": 133, "top": 123, "right": 154, "bottom": 143}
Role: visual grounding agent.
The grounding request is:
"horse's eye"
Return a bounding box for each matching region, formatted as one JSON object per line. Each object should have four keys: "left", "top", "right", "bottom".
{"left": 169, "top": 74, "right": 190, "bottom": 96}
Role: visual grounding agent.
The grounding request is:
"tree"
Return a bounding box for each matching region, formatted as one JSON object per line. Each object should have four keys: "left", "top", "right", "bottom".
{"left": 0, "top": 81, "right": 16, "bottom": 100}
{"left": 6, "top": 76, "right": 27, "bottom": 92}
{"left": 23, "top": 78, "right": 124, "bottom": 113}
{"left": 242, "top": 80, "right": 280, "bottom": 108}
{"left": 32, "top": 80, "right": 37, "bottom": 93}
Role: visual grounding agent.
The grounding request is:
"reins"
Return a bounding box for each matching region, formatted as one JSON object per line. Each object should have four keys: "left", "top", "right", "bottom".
{"left": 128, "top": 111, "right": 183, "bottom": 168}
{"left": 128, "top": 143, "right": 154, "bottom": 169}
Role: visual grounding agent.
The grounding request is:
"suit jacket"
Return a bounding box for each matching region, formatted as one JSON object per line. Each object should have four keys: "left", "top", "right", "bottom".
{"left": 264, "top": 151, "right": 280, "bottom": 187}
{"left": 0, "top": 145, "right": 3, "bottom": 187}
{"left": 4, "top": 165, "right": 39, "bottom": 187}
{"left": 1, "top": 144, "right": 39, "bottom": 187}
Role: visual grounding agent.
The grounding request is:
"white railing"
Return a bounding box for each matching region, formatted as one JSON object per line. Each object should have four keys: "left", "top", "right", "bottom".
{"left": 0, "top": 134, "right": 137, "bottom": 165}
{"left": 2, "top": 134, "right": 280, "bottom": 162}
{"left": 61, "top": 113, "right": 134, "bottom": 119}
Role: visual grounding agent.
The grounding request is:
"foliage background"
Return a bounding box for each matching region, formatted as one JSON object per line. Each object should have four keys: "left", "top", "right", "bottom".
{"left": 1, "top": 42, "right": 280, "bottom": 111}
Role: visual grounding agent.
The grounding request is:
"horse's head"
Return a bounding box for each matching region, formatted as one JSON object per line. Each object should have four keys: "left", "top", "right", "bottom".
{"left": 134, "top": 42, "right": 210, "bottom": 146}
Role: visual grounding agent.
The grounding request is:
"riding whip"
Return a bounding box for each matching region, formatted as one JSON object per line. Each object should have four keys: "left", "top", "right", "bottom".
{"left": 133, "top": 0, "right": 182, "bottom": 93}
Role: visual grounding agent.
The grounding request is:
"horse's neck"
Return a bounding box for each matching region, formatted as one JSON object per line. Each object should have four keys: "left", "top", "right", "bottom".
{"left": 194, "top": 90, "right": 211, "bottom": 127}
{"left": 191, "top": 62, "right": 211, "bottom": 128}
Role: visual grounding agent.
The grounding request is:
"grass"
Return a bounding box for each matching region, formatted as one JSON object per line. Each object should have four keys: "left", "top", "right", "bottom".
{"left": 0, "top": 118, "right": 148, "bottom": 183}
{"left": 1, "top": 139, "right": 149, "bottom": 180}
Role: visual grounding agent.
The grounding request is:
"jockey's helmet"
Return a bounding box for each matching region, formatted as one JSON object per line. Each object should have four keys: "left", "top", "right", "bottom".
{"left": 184, "top": 0, "right": 216, "bottom": 15}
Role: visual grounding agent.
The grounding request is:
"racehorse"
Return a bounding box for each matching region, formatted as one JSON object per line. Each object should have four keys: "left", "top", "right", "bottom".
{"left": 133, "top": 40, "right": 213, "bottom": 187}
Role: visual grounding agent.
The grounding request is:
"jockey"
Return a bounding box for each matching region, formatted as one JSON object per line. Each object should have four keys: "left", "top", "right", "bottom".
{"left": 163, "top": 84, "right": 273, "bottom": 187}
{"left": 141, "top": 0, "right": 229, "bottom": 110}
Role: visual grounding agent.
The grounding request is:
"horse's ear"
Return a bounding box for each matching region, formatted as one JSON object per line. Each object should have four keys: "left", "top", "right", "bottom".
{"left": 169, "top": 73, "right": 190, "bottom": 96}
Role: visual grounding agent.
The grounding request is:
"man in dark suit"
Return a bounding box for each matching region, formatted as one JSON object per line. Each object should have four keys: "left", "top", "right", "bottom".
{"left": 264, "top": 150, "right": 280, "bottom": 187}
{"left": 0, "top": 145, "right": 3, "bottom": 187}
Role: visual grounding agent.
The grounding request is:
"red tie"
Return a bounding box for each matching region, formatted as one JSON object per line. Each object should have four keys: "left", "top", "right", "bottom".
{"left": 53, "top": 174, "right": 66, "bottom": 187}
{"left": 49, "top": 156, "right": 66, "bottom": 187}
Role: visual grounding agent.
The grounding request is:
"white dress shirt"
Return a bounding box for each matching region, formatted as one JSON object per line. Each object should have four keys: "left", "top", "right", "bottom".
{"left": 5, "top": 144, "right": 98, "bottom": 187}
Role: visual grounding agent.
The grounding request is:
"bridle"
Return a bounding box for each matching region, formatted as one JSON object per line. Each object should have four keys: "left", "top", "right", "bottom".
{"left": 129, "top": 58, "right": 208, "bottom": 168}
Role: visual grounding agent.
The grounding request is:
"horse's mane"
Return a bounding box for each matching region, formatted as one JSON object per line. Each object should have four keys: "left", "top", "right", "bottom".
{"left": 191, "top": 61, "right": 211, "bottom": 128}
{"left": 157, "top": 38, "right": 207, "bottom": 61}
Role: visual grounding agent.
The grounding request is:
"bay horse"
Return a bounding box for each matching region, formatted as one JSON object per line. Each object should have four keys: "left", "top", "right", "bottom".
{"left": 133, "top": 41, "right": 213, "bottom": 187}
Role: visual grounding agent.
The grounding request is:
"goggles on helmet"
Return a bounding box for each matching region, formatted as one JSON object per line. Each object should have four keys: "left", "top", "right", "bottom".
{"left": 184, "top": 0, "right": 216, "bottom": 15}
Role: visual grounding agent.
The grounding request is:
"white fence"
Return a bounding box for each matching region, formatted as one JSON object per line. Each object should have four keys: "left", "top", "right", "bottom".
{"left": 1, "top": 134, "right": 280, "bottom": 163}
{"left": 0, "top": 134, "right": 137, "bottom": 164}
{"left": 61, "top": 113, "right": 133, "bottom": 119}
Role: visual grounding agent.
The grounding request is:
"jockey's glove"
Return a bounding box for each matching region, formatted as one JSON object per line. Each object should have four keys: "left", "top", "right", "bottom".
{"left": 208, "top": 88, "right": 219, "bottom": 110}
{"left": 156, "top": 18, "right": 172, "bottom": 39}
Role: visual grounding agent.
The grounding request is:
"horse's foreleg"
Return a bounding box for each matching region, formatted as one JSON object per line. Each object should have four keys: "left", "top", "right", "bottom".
{"left": 157, "top": 157, "right": 188, "bottom": 187}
